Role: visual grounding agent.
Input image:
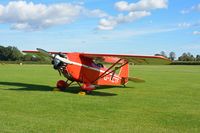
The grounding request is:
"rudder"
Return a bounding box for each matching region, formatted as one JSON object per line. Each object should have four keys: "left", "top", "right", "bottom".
{"left": 119, "top": 62, "right": 129, "bottom": 85}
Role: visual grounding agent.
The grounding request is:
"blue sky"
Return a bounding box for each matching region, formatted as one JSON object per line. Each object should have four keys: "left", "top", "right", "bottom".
{"left": 0, "top": 0, "right": 200, "bottom": 57}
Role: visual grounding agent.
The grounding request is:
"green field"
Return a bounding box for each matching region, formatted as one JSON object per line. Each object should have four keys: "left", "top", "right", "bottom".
{"left": 0, "top": 64, "right": 200, "bottom": 133}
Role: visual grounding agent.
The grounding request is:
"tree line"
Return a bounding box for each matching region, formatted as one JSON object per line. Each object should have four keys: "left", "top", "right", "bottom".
{"left": 155, "top": 51, "right": 200, "bottom": 61}
{"left": 0, "top": 45, "right": 49, "bottom": 62}
{"left": 0, "top": 45, "right": 199, "bottom": 62}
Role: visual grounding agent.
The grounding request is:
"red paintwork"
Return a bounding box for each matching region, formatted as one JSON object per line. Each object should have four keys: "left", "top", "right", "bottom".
{"left": 22, "top": 50, "right": 171, "bottom": 92}
{"left": 64, "top": 53, "right": 127, "bottom": 90}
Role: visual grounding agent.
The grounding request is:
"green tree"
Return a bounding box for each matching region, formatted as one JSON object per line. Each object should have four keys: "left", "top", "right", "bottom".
{"left": 178, "top": 52, "right": 195, "bottom": 61}
{"left": 196, "top": 55, "right": 200, "bottom": 61}
{"left": 0, "top": 46, "right": 6, "bottom": 60}
{"left": 0, "top": 45, "right": 23, "bottom": 61}
{"left": 9, "top": 46, "right": 23, "bottom": 60}
{"left": 169, "top": 52, "right": 176, "bottom": 61}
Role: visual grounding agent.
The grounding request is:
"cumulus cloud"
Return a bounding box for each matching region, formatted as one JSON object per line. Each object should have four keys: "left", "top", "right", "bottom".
{"left": 98, "top": 18, "right": 117, "bottom": 30}
{"left": 0, "top": 1, "right": 105, "bottom": 31}
{"left": 0, "top": 1, "right": 84, "bottom": 30}
{"left": 193, "top": 31, "right": 200, "bottom": 35}
{"left": 0, "top": 0, "right": 168, "bottom": 31}
{"left": 115, "top": 0, "right": 168, "bottom": 11}
{"left": 84, "top": 9, "right": 108, "bottom": 18}
{"left": 98, "top": 11, "right": 151, "bottom": 30}
{"left": 98, "top": 0, "right": 167, "bottom": 30}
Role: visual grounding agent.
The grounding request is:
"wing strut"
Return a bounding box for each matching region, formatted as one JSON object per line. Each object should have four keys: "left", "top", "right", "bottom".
{"left": 92, "top": 59, "right": 122, "bottom": 83}
{"left": 92, "top": 59, "right": 129, "bottom": 84}
{"left": 102, "top": 61, "right": 128, "bottom": 81}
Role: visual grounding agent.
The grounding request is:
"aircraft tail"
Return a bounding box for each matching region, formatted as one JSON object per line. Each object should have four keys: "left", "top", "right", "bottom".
{"left": 119, "top": 63, "right": 129, "bottom": 85}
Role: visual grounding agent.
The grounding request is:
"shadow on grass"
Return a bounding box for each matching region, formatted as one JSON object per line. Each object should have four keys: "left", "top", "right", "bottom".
{"left": 96, "top": 85, "right": 134, "bottom": 89}
{"left": 0, "top": 81, "right": 117, "bottom": 96}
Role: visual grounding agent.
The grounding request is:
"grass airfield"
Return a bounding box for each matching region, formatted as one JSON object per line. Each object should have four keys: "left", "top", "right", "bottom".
{"left": 0, "top": 64, "right": 200, "bottom": 133}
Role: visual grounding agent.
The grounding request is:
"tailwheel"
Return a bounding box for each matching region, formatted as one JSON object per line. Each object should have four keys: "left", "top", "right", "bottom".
{"left": 56, "top": 80, "right": 68, "bottom": 91}
{"left": 78, "top": 91, "right": 86, "bottom": 96}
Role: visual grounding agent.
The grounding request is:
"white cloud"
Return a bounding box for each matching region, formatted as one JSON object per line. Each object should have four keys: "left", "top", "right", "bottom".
{"left": 0, "top": 1, "right": 106, "bottom": 31}
{"left": 98, "top": 0, "right": 167, "bottom": 30}
{"left": 98, "top": 11, "right": 151, "bottom": 30}
{"left": 0, "top": 0, "right": 169, "bottom": 31}
{"left": 84, "top": 9, "right": 108, "bottom": 18}
{"left": 115, "top": 0, "right": 168, "bottom": 11}
{"left": 98, "top": 18, "right": 117, "bottom": 30}
{"left": 0, "top": 1, "right": 84, "bottom": 30}
{"left": 11, "top": 23, "right": 32, "bottom": 30}
{"left": 193, "top": 31, "right": 200, "bottom": 35}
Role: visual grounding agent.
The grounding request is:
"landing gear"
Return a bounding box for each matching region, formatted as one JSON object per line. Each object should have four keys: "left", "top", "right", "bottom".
{"left": 56, "top": 80, "right": 74, "bottom": 91}
{"left": 55, "top": 80, "right": 94, "bottom": 95}
{"left": 77, "top": 83, "right": 94, "bottom": 95}
{"left": 56, "top": 80, "right": 68, "bottom": 91}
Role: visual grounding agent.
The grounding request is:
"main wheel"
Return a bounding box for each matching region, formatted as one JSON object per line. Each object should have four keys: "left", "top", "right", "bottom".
{"left": 56, "top": 80, "right": 68, "bottom": 91}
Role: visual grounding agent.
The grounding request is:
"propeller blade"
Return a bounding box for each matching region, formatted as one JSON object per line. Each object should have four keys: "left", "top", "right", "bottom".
{"left": 128, "top": 77, "right": 145, "bottom": 83}
{"left": 36, "top": 48, "right": 72, "bottom": 64}
{"left": 36, "top": 48, "right": 53, "bottom": 58}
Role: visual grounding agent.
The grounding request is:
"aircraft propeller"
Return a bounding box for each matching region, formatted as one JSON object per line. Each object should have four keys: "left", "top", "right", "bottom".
{"left": 36, "top": 48, "right": 52, "bottom": 58}
{"left": 36, "top": 48, "right": 72, "bottom": 76}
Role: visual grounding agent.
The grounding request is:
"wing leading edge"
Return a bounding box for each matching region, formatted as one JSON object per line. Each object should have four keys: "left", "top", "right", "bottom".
{"left": 80, "top": 53, "right": 171, "bottom": 64}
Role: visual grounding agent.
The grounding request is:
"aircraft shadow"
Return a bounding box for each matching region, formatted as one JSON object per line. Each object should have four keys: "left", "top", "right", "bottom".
{"left": 96, "top": 85, "right": 134, "bottom": 90}
{"left": 0, "top": 82, "right": 117, "bottom": 96}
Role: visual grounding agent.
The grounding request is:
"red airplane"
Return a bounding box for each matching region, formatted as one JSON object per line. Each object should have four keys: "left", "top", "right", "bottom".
{"left": 23, "top": 48, "right": 170, "bottom": 95}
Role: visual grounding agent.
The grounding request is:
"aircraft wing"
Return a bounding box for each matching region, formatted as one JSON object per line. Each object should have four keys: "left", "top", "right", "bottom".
{"left": 80, "top": 53, "right": 171, "bottom": 64}
{"left": 23, "top": 49, "right": 171, "bottom": 64}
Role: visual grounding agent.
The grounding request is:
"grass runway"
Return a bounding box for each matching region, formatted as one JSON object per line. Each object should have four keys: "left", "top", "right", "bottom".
{"left": 0, "top": 64, "right": 200, "bottom": 133}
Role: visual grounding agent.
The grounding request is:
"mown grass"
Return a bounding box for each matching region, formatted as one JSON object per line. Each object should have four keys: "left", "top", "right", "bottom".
{"left": 0, "top": 64, "right": 200, "bottom": 133}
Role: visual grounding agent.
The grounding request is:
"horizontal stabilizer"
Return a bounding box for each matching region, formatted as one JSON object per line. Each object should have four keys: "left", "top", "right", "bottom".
{"left": 128, "top": 77, "right": 145, "bottom": 83}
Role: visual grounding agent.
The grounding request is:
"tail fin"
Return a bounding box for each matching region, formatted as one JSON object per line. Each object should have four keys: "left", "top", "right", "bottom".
{"left": 119, "top": 63, "right": 129, "bottom": 78}
{"left": 119, "top": 63, "right": 129, "bottom": 85}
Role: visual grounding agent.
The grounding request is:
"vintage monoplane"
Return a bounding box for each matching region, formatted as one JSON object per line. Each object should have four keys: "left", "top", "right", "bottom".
{"left": 23, "top": 48, "right": 170, "bottom": 95}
